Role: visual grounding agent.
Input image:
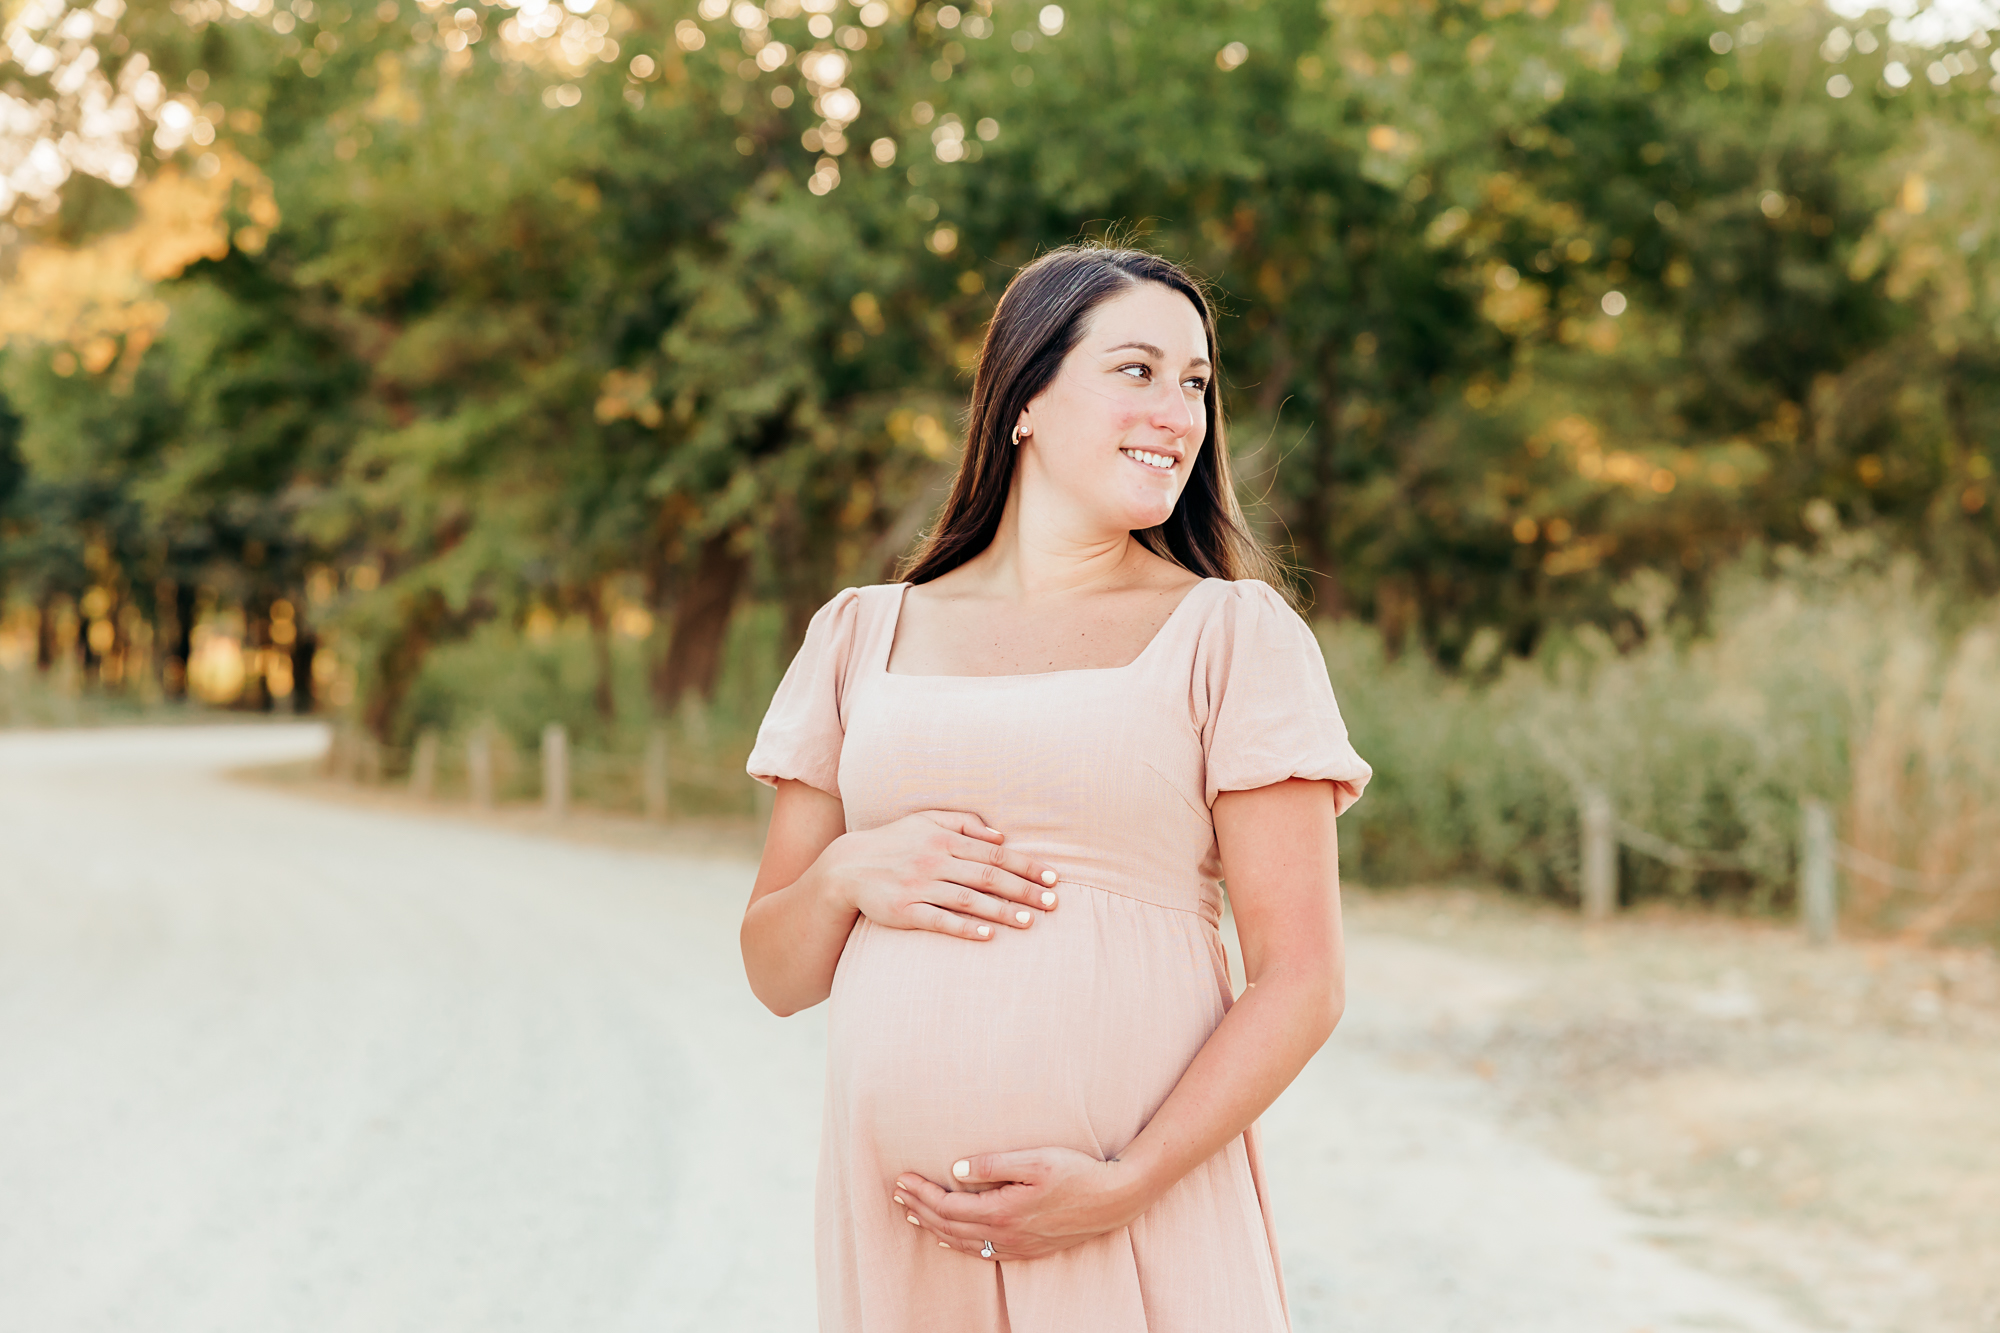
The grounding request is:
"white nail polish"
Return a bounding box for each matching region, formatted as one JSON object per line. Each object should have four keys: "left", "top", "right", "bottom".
{"left": 976, "top": 925, "right": 991, "bottom": 938}
{"left": 952, "top": 1160, "right": 970, "bottom": 1179}
{"left": 939, "top": 1241, "right": 951, "bottom": 1248}
{"left": 894, "top": 1194, "right": 905, "bottom": 1205}
{"left": 1041, "top": 870, "right": 1057, "bottom": 885}
{"left": 1015, "top": 910, "right": 1031, "bottom": 925}
{"left": 984, "top": 826, "right": 1003, "bottom": 838}
{"left": 1041, "top": 892, "right": 1056, "bottom": 907}
{"left": 907, "top": 1214, "right": 920, "bottom": 1225}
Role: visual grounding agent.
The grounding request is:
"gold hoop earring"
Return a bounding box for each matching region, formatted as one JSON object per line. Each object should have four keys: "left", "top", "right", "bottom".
{"left": 1011, "top": 425, "right": 1029, "bottom": 445}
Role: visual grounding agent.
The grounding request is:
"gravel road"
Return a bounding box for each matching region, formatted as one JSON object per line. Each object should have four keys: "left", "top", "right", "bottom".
{"left": 1, "top": 725, "right": 1824, "bottom": 1333}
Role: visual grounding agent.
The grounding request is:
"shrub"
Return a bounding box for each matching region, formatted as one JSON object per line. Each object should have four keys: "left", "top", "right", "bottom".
{"left": 1329, "top": 543, "right": 2000, "bottom": 943}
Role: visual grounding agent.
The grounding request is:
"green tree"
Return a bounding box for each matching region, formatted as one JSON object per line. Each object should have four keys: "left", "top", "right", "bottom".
{"left": 3, "top": 0, "right": 1995, "bottom": 743}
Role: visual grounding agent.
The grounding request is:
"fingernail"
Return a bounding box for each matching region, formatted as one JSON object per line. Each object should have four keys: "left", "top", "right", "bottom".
{"left": 1041, "top": 891, "right": 1056, "bottom": 907}
{"left": 893, "top": 1194, "right": 905, "bottom": 1205}
{"left": 907, "top": 1214, "right": 920, "bottom": 1225}
{"left": 952, "top": 1160, "right": 970, "bottom": 1179}
{"left": 984, "top": 826, "right": 1003, "bottom": 838}
{"left": 976, "top": 925, "right": 991, "bottom": 938}
{"left": 1015, "top": 910, "right": 1031, "bottom": 925}
{"left": 939, "top": 1241, "right": 951, "bottom": 1248}
{"left": 1041, "top": 870, "right": 1057, "bottom": 885}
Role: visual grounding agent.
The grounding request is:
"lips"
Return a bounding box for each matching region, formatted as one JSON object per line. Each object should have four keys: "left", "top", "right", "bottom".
{"left": 1121, "top": 448, "right": 1177, "bottom": 472}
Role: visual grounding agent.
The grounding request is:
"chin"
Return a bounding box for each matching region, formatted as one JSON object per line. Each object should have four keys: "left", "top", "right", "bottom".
{"left": 1117, "top": 497, "right": 1180, "bottom": 532}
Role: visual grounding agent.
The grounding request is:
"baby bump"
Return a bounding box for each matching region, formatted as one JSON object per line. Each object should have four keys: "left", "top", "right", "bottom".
{"left": 825, "top": 886, "right": 1229, "bottom": 1187}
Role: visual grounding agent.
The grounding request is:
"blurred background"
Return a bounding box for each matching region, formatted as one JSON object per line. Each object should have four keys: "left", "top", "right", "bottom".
{"left": 6, "top": 0, "right": 2000, "bottom": 934}
{"left": 2, "top": 0, "right": 1998, "bottom": 1327}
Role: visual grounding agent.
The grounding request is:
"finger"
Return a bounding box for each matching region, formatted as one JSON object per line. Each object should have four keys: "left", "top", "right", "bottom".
{"left": 891, "top": 1170, "right": 945, "bottom": 1195}
{"left": 945, "top": 835, "right": 1061, "bottom": 908}
{"left": 949, "top": 1151, "right": 1043, "bottom": 1187}
{"left": 931, "top": 1184, "right": 1015, "bottom": 1228}
{"left": 939, "top": 859, "right": 1053, "bottom": 918}
{"left": 905, "top": 1172, "right": 1012, "bottom": 1230}
{"left": 918, "top": 810, "right": 1004, "bottom": 843}
{"left": 906, "top": 903, "right": 996, "bottom": 941}
{"left": 897, "top": 1186, "right": 984, "bottom": 1243}
{"left": 922, "top": 879, "right": 1040, "bottom": 930}
{"left": 895, "top": 1172, "right": 975, "bottom": 1216}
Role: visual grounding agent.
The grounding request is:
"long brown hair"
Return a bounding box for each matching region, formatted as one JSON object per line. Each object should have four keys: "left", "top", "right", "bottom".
{"left": 899, "top": 243, "right": 1288, "bottom": 592}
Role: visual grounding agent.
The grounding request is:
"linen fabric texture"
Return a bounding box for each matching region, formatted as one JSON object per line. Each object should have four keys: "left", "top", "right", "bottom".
{"left": 747, "top": 578, "right": 1371, "bottom": 1333}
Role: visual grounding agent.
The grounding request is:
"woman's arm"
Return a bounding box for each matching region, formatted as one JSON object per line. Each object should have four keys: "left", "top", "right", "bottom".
{"left": 740, "top": 781, "right": 860, "bottom": 1017}
{"left": 895, "top": 776, "right": 1343, "bottom": 1257}
{"left": 742, "top": 780, "right": 1066, "bottom": 1018}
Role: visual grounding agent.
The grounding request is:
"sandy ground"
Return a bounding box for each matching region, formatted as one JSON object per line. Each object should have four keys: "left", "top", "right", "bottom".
{"left": 0, "top": 723, "right": 1884, "bottom": 1332}
{"left": 1348, "top": 890, "right": 2000, "bottom": 1333}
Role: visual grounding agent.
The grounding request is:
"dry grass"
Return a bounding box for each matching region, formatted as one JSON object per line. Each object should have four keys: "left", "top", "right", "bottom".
{"left": 1347, "top": 885, "right": 2000, "bottom": 1333}
{"left": 1329, "top": 545, "right": 2000, "bottom": 944}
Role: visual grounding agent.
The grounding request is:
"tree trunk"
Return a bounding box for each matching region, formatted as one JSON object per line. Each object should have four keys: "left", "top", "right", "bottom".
{"left": 364, "top": 589, "right": 447, "bottom": 745}
{"left": 290, "top": 628, "right": 318, "bottom": 714}
{"left": 35, "top": 591, "right": 58, "bottom": 671}
{"left": 162, "top": 579, "right": 195, "bottom": 699}
{"left": 240, "top": 598, "right": 273, "bottom": 712}
{"left": 654, "top": 532, "right": 748, "bottom": 712}
{"left": 77, "top": 600, "right": 100, "bottom": 681}
{"left": 643, "top": 507, "right": 684, "bottom": 712}
{"left": 584, "top": 585, "right": 616, "bottom": 725}
{"left": 1375, "top": 572, "right": 1418, "bottom": 662}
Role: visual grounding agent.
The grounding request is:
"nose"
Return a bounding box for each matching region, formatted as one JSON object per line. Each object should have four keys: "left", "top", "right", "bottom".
{"left": 1146, "top": 378, "right": 1198, "bottom": 439}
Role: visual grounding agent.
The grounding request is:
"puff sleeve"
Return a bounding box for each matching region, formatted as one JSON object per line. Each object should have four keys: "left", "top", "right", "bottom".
{"left": 1193, "top": 580, "right": 1372, "bottom": 813}
{"left": 745, "top": 588, "right": 863, "bottom": 800}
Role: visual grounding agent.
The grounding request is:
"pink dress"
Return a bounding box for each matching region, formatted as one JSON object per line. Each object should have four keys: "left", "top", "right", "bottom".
{"left": 747, "top": 578, "right": 1371, "bottom": 1333}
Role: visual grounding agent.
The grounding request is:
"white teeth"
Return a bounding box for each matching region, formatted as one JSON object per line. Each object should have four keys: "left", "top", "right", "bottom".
{"left": 1122, "top": 449, "right": 1174, "bottom": 471}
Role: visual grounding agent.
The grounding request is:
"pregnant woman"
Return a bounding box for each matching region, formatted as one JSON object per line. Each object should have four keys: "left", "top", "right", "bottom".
{"left": 741, "top": 244, "right": 1370, "bottom": 1332}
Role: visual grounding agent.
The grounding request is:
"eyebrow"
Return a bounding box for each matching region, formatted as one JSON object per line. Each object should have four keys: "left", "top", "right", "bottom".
{"left": 1103, "top": 340, "right": 1212, "bottom": 370}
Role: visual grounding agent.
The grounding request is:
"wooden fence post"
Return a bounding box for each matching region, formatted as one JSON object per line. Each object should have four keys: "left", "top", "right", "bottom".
{"left": 542, "top": 722, "right": 569, "bottom": 819}
{"left": 1580, "top": 787, "right": 1618, "bottom": 921}
{"left": 335, "top": 722, "right": 363, "bottom": 783}
{"left": 1800, "top": 799, "right": 1837, "bottom": 945}
{"left": 643, "top": 727, "right": 670, "bottom": 822}
{"left": 467, "top": 726, "right": 494, "bottom": 811}
{"left": 411, "top": 729, "right": 439, "bottom": 800}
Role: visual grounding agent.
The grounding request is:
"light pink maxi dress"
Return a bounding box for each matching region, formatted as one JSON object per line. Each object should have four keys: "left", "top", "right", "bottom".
{"left": 747, "top": 577, "right": 1371, "bottom": 1333}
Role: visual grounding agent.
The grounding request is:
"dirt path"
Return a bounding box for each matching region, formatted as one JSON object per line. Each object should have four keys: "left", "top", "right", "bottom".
{"left": 2, "top": 725, "right": 1834, "bottom": 1332}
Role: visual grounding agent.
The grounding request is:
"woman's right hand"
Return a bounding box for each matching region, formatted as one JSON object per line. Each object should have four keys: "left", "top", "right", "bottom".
{"left": 818, "top": 811, "right": 1061, "bottom": 941}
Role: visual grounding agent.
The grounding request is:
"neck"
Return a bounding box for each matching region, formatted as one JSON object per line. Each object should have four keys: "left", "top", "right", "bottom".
{"left": 963, "top": 487, "right": 1142, "bottom": 600}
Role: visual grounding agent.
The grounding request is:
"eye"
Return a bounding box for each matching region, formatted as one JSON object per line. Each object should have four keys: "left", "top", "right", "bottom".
{"left": 1117, "top": 363, "right": 1152, "bottom": 380}
{"left": 1182, "top": 375, "right": 1209, "bottom": 393}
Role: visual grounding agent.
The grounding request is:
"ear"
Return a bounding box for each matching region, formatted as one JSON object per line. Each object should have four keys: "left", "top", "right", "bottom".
{"left": 1011, "top": 414, "right": 1033, "bottom": 445}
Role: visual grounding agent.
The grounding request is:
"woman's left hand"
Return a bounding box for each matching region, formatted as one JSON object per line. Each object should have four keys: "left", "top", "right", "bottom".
{"left": 892, "top": 1148, "right": 1151, "bottom": 1261}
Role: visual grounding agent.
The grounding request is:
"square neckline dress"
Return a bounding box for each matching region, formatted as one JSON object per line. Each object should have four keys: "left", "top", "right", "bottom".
{"left": 749, "top": 577, "right": 1371, "bottom": 1333}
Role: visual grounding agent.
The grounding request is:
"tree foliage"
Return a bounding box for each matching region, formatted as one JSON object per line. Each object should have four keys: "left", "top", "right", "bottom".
{"left": 1, "top": 0, "right": 1995, "bottom": 735}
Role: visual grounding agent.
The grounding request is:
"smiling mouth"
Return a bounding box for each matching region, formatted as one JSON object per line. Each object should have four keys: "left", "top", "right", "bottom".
{"left": 1121, "top": 448, "right": 1177, "bottom": 472}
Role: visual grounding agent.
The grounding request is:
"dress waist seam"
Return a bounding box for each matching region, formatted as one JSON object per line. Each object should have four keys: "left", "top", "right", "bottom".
{"left": 1056, "top": 879, "right": 1219, "bottom": 925}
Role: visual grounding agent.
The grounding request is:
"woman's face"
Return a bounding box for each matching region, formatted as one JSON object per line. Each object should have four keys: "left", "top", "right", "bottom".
{"left": 1015, "top": 281, "right": 1212, "bottom": 537}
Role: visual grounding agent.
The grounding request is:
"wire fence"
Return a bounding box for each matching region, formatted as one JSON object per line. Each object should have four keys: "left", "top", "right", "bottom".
{"left": 324, "top": 718, "right": 1947, "bottom": 943}
{"left": 1530, "top": 727, "right": 1935, "bottom": 944}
